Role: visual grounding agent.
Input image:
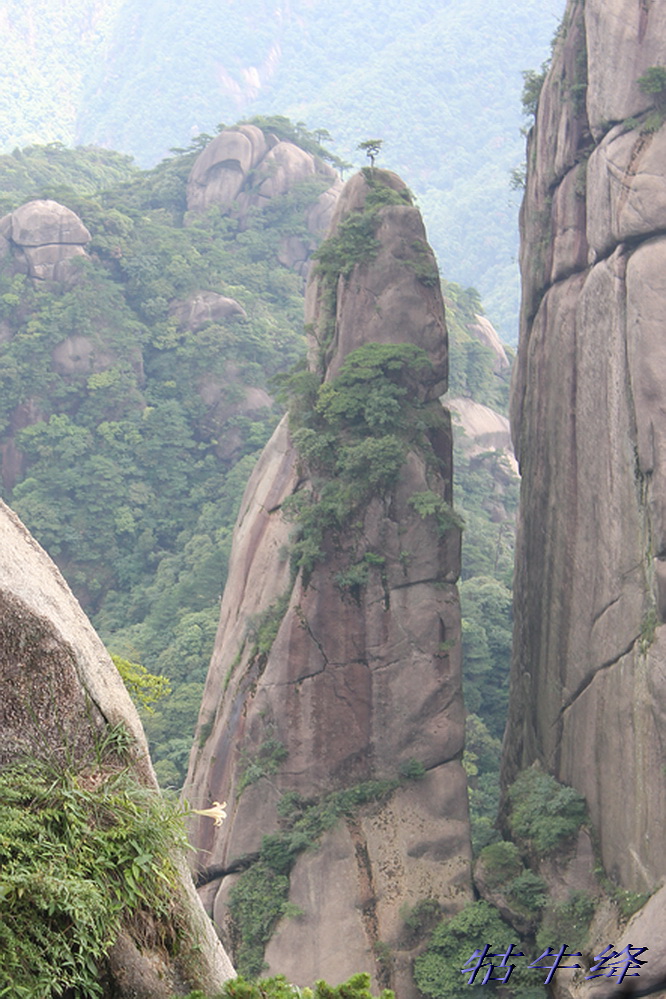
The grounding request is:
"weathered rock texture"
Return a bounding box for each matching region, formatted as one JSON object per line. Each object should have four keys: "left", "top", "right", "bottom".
{"left": 0, "top": 199, "right": 91, "bottom": 281}
{"left": 506, "top": 0, "right": 666, "bottom": 990}
{"left": 0, "top": 499, "right": 234, "bottom": 995}
{"left": 185, "top": 171, "right": 472, "bottom": 995}
{"left": 186, "top": 124, "right": 342, "bottom": 275}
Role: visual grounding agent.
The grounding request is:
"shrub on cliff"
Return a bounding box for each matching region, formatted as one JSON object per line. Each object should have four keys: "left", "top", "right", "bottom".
{"left": 0, "top": 726, "right": 191, "bottom": 997}
{"left": 506, "top": 767, "right": 587, "bottom": 855}
{"left": 184, "top": 972, "right": 395, "bottom": 999}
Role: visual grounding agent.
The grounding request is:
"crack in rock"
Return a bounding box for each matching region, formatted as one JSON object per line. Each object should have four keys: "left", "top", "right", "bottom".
{"left": 557, "top": 634, "right": 640, "bottom": 717}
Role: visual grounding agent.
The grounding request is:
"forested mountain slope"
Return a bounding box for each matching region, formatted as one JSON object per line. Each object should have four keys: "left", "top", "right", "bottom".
{"left": 1, "top": 0, "right": 564, "bottom": 338}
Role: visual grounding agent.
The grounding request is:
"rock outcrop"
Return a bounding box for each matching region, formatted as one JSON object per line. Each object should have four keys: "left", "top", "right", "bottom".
{"left": 506, "top": 0, "right": 666, "bottom": 989}
{"left": 185, "top": 170, "right": 471, "bottom": 996}
{"left": 186, "top": 124, "right": 342, "bottom": 275}
{"left": 466, "top": 315, "right": 511, "bottom": 375}
{"left": 0, "top": 499, "right": 234, "bottom": 995}
{"left": 170, "top": 291, "right": 248, "bottom": 329}
{"left": 0, "top": 199, "right": 91, "bottom": 282}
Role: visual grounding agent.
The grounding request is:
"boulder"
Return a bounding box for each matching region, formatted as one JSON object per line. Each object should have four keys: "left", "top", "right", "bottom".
{"left": 186, "top": 124, "right": 273, "bottom": 212}
{"left": 466, "top": 314, "right": 511, "bottom": 373}
{"left": 1, "top": 199, "right": 90, "bottom": 282}
{"left": 185, "top": 125, "right": 341, "bottom": 275}
{"left": 10, "top": 199, "right": 91, "bottom": 246}
{"left": 170, "top": 290, "right": 247, "bottom": 330}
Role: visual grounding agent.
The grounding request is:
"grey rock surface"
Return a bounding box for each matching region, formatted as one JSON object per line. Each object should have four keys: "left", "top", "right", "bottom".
{"left": 0, "top": 199, "right": 91, "bottom": 281}
{"left": 506, "top": 1, "right": 666, "bottom": 992}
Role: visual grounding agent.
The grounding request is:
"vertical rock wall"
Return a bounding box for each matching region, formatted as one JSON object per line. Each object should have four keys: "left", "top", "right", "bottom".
{"left": 506, "top": 0, "right": 666, "bottom": 895}
{"left": 185, "top": 170, "right": 471, "bottom": 996}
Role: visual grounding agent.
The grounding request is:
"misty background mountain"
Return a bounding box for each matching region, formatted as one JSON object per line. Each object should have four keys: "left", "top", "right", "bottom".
{"left": 2, "top": 0, "right": 565, "bottom": 340}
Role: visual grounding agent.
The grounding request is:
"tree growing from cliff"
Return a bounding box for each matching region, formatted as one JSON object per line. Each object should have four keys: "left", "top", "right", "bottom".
{"left": 358, "top": 138, "right": 383, "bottom": 167}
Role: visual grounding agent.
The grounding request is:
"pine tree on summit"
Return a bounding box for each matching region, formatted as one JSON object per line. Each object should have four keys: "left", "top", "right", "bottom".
{"left": 358, "top": 138, "right": 383, "bottom": 167}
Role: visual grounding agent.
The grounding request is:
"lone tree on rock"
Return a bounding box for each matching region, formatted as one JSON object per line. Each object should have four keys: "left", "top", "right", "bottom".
{"left": 358, "top": 138, "right": 383, "bottom": 167}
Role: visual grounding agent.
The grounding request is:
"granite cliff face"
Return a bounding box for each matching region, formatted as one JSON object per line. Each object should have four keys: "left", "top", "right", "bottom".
{"left": 0, "top": 499, "right": 234, "bottom": 996}
{"left": 506, "top": 0, "right": 666, "bottom": 991}
{"left": 185, "top": 170, "right": 471, "bottom": 995}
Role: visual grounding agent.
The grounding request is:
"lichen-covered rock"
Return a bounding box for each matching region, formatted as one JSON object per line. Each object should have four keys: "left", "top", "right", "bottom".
{"left": 506, "top": 1, "right": 666, "bottom": 992}
{"left": 0, "top": 500, "right": 234, "bottom": 995}
{"left": 184, "top": 171, "right": 471, "bottom": 996}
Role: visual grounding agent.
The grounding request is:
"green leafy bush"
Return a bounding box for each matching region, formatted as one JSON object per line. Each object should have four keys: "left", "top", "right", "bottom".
{"left": 478, "top": 840, "right": 523, "bottom": 888}
{"left": 637, "top": 66, "right": 666, "bottom": 101}
{"left": 398, "top": 758, "right": 427, "bottom": 780}
{"left": 190, "top": 971, "right": 395, "bottom": 999}
{"left": 284, "top": 342, "right": 444, "bottom": 584}
{"left": 401, "top": 897, "right": 441, "bottom": 937}
{"left": 414, "top": 901, "right": 517, "bottom": 999}
{"left": 237, "top": 739, "right": 289, "bottom": 796}
{"left": 313, "top": 212, "right": 380, "bottom": 280}
{"left": 111, "top": 652, "right": 171, "bottom": 712}
{"left": 0, "top": 734, "right": 189, "bottom": 998}
{"left": 521, "top": 66, "right": 548, "bottom": 120}
{"left": 408, "top": 490, "right": 464, "bottom": 533}
{"left": 507, "top": 767, "right": 587, "bottom": 855}
{"left": 535, "top": 890, "right": 596, "bottom": 954}
{"left": 506, "top": 871, "right": 548, "bottom": 914}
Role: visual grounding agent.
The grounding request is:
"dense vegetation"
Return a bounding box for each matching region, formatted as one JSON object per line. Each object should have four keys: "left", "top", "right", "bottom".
{"left": 183, "top": 972, "right": 394, "bottom": 999}
{"left": 0, "top": 724, "right": 192, "bottom": 997}
{"left": 0, "top": 129, "right": 314, "bottom": 785}
{"left": 1, "top": 0, "right": 565, "bottom": 339}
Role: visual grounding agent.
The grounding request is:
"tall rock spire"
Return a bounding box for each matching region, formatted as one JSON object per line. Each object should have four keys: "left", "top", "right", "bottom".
{"left": 184, "top": 168, "right": 471, "bottom": 995}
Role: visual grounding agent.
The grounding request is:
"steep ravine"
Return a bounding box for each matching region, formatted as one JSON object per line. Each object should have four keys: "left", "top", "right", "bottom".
{"left": 505, "top": 0, "right": 666, "bottom": 993}
{"left": 184, "top": 169, "right": 472, "bottom": 997}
